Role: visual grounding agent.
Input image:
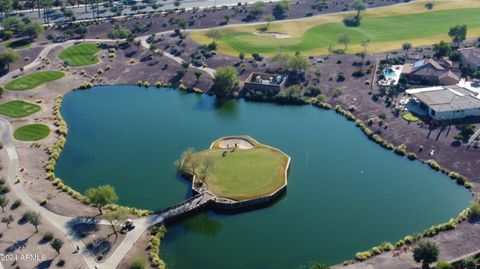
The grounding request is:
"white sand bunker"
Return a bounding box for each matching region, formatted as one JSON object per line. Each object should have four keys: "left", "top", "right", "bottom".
{"left": 219, "top": 138, "right": 255, "bottom": 149}
{"left": 253, "top": 32, "right": 292, "bottom": 39}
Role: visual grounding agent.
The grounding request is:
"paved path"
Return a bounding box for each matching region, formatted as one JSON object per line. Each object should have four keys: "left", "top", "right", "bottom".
{"left": 0, "top": 115, "right": 214, "bottom": 268}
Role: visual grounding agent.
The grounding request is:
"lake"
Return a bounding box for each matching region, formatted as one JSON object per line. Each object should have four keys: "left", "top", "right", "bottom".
{"left": 55, "top": 85, "right": 472, "bottom": 268}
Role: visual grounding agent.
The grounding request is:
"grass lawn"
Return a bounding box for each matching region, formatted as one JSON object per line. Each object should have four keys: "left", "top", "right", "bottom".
{"left": 4, "top": 71, "right": 65, "bottom": 91}
{"left": 58, "top": 43, "right": 101, "bottom": 66}
{"left": 401, "top": 112, "right": 420, "bottom": 122}
{"left": 182, "top": 137, "right": 289, "bottom": 201}
{"left": 0, "top": 100, "right": 41, "bottom": 118}
{"left": 14, "top": 124, "right": 50, "bottom": 141}
{"left": 191, "top": 0, "right": 480, "bottom": 56}
{"left": 3, "top": 38, "right": 32, "bottom": 49}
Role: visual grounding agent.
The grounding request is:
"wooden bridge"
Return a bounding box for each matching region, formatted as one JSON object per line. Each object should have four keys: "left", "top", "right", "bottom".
{"left": 146, "top": 192, "right": 215, "bottom": 226}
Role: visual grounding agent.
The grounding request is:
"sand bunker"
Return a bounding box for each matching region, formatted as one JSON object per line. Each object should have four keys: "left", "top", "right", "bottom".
{"left": 219, "top": 138, "right": 255, "bottom": 149}
{"left": 253, "top": 32, "right": 292, "bottom": 39}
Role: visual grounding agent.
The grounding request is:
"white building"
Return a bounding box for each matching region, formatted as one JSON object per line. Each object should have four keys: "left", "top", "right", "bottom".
{"left": 406, "top": 81, "right": 480, "bottom": 121}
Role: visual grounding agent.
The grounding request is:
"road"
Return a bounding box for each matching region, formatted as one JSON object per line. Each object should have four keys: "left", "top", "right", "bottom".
{"left": 6, "top": 0, "right": 276, "bottom": 25}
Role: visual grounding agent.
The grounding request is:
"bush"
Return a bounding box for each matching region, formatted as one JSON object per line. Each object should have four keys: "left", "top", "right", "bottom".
{"left": 436, "top": 261, "right": 453, "bottom": 269}
{"left": 130, "top": 257, "right": 147, "bottom": 269}
{"left": 394, "top": 144, "right": 407, "bottom": 156}
{"left": 470, "top": 203, "right": 480, "bottom": 218}
{"left": 336, "top": 72, "right": 345, "bottom": 82}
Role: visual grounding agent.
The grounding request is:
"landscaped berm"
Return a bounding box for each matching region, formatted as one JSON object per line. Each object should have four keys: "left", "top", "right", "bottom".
{"left": 181, "top": 136, "right": 290, "bottom": 202}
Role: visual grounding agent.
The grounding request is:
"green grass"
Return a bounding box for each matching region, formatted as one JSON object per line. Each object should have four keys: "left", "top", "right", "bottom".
{"left": 182, "top": 137, "right": 289, "bottom": 201}
{"left": 200, "top": 7, "right": 480, "bottom": 55}
{"left": 5, "top": 71, "right": 65, "bottom": 91}
{"left": 0, "top": 100, "right": 41, "bottom": 118}
{"left": 4, "top": 38, "right": 33, "bottom": 49}
{"left": 58, "top": 43, "right": 102, "bottom": 66}
{"left": 401, "top": 112, "right": 420, "bottom": 122}
{"left": 14, "top": 124, "right": 50, "bottom": 141}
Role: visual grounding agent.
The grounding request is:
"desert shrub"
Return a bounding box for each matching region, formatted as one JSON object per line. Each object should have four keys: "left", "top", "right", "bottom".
{"left": 394, "top": 144, "right": 407, "bottom": 156}
{"left": 427, "top": 160, "right": 440, "bottom": 171}
{"left": 436, "top": 261, "right": 453, "bottom": 269}
{"left": 448, "top": 172, "right": 467, "bottom": 185}
{"left": 143, "top": 81, "right": 150, "bottom": 87}
{"left": 407, "top": 152, "right": 417, "bottom": 160}
{"left": 348, "top": 105, "right": 356, "bottom": 112}
{"left": 470, "top": 203, "right": 480, "bottom": 218}
{"left": 130, "top": 257, "right": 147, "bottom": 269}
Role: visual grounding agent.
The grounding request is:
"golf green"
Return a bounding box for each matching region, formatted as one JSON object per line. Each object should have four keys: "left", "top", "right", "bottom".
{"left": 182, "top": 136, "right": 289, "bottom": 201}
{"left": 0, "top": 100, "right": 41, "bottom": 118}
{"left": 58, "top": 43, "right": 101, "bottom": 66}
{"left": 204, "top": 7, "right": 480, "bottom": 55}
{"left": 5, "top": 71, "right": 65, "bottom": 91}
{"left": 14, "top": 124, "right": 50, "bottom": 141}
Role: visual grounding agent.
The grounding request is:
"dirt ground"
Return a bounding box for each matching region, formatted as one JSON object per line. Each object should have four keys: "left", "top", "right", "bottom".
{"left": 0, "top": 149, "right": 88, "bottom": 269}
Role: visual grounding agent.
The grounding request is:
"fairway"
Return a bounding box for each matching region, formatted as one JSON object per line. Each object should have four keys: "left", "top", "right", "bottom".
{"left": 4, "top": 39, "right": 32, "bottom": 49}
{"left": 58, "top": 43, "right": 101, "bottom": 66}
{"left": 191, "top": 4, "right": 480, "bottom": 56}
{"left": 14, "top": 124, "right": 50, "bottom": 141}
{"left": 0, "top": 100, "right": 41, "bottom": 118}
{"left": 5, "top": 71, "right": 65, "bottom": 91}
{"left": 182, "top": 137, "right": 290, "bottom": 201}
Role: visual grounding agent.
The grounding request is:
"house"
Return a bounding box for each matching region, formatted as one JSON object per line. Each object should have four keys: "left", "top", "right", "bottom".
{"left": 406, "top": 82, "right": 480, "bottom": 120}
{"left": 401, "top": 59, "right": 460, "bottom": 85}
{"left": 243, "top": 72, "right": 287, "bottom": 95}
{"left": 458, "top": 47, "right": 480, "bottom": 72}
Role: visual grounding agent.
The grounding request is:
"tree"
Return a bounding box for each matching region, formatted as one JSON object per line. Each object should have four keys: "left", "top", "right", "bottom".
{"left": 413, "top": 241, "right": 439, "bottom": 269}
{"left": 264, "top": 15, "right": 275, "bottom": 31}
{"left": 63, "top": 9, "right": 75, "bottom": 22}
{"left": 23, "top": 22, "right": 43, "bottom": 40}
{"left": 463, "top": 257, "right": 479, "bottom": 269}
{"left": 338, "top": 33, "right": 350, "bottom": 49}
{"left": 107, "top": 25, "right": 132, "bottom": 47}
{"left": 85, "top": 185, "right": 118, "bottom": 214}
{"left": 448, "top": 24, "right": 467, "bottom": 47}
{"left": 0, "top": 49, "right": 19, "bottom": 70}
{"left": 194, "top": 71, "right": 202, "bottom": 81}
{"left": 250, "top": 1, "right": 265, "bottom": 17}
{"left": 351, "top": 0, "right": 367, "bottom": 18}
{"left": 402, "top": 42, "right": 412, "bottom": 57}
{"left": 27, "top": 211, "right": 41, "bottom": 233}
{"left": 196, "top": 158, "right": 215, "bottom": 183}
{"left": 104, "top": 208, "right": 128, "bottom": 239}
{"left": 1, "top": 215, "right": 14, "bottom": 229}
{"left": 175, "top": 148, "right": 196, "bottom": 171}
{"left": 224, "top": 15, "right": 230, "bottom": 24}
{"left": 0, "top": 195, "right": 8, "bottom": 213}
{"left": 432, "top": 40, "right": 452, "bottom": 57}
{"left": 2, "top": 16, "right": 24, "bottom": 32}
{"left": 206, "top": 29, "right": 221, "bottom": 42}
{"left": 73, "top": 26, "right": 87, "bottom": 40}
{"left": 0, "top": 0, "right": 12, "bottom": 17}
{"left": 50, "top": 238, "right": 64, "bottom": 255}
{"left": 238, "top": 52, "right": 245, "bottom": 62}
{"left": 211, "top": 67, "right": 239, "bottom": 98}
{"left": 272, "top": 0, "right": 290, "bottom": 19}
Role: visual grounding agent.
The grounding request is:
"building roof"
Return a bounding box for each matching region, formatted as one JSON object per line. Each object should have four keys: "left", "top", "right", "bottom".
{"left": 459, "top": 47, "right": 480, "bottom": 66}
{"left": 402, "top": 59, "right": 445, "bottom": 75}
{"left": 407, "top": 85, "right": 480, "bottom": 112}
{"left": 438, "top": 71, "right": 460, "bottom": 81}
